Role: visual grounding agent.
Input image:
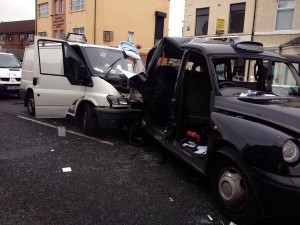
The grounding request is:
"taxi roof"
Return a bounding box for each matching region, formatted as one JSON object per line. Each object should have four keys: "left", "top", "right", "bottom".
{"left": 158, "top": 37, "right": 285, "bottom": 59}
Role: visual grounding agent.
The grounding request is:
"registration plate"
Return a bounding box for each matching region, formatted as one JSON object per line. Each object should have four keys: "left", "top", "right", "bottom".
{"left": 7, "top": 86, "right": 20, "bottom": 90}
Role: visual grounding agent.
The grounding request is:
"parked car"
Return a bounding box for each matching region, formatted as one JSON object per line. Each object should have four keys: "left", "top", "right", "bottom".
{"left": 20, "top": 34, "right": 144, "bottom": 134}
{"left": 129, "top": 37, "right": 300, "bottom": 224}
{"left": 0, "top": 52, "right": 22, "bottom": 97}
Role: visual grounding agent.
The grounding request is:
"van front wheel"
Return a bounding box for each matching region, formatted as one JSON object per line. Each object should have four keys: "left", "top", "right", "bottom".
{"left": 82, "top": 104, "right": 98, "bottom": 135}
{"left": 27, "top": 93, "right": 35, "bottom": 116}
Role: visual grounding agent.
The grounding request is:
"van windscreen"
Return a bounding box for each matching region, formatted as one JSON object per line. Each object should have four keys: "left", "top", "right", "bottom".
{"left": 84, "top": 47, "right": 128, "bottom": 76}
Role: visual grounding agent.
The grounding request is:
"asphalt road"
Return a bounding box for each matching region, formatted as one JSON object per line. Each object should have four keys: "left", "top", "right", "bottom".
{"left": 0, "top": 94, "right": 230, "bottom": 225}
{"left": 1, "top": 94, "right": 298, "bottom": 225}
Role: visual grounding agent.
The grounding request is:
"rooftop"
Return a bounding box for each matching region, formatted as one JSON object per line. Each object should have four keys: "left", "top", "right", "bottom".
{"left": 0, "top": 20, "right": 35, "bottom": 34}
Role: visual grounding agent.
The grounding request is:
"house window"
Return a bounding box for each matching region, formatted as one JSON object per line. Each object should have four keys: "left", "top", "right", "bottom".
{"left": 38, "top": 3, "right": 49, "bottom": 17}
{"left": 38, "top": 32, "right": 47, "bottom": 37}
{"left": 70, "top": 0, "right": 84, "bottom": 11}
{"left": 73, "top": 27, "right": 84, "bottom": 34}
{"left": 8, "top": 35, "right": 14, "bottom": 42}
{"left": 128, "top": 32, "right": 134, "bottom": 43}
{"left": 195, "top": 8, "right": 209, "bottom": 36}
{"left": 275, "top": 0, "right": 295, "bottom": 30}
{"left": 154, "top": 11, "right": 166, "bottom": 44}
{"left": 19, "top": 34, "right": 25, "bottom": 41}
{"left": 54, "top": 0, "right": 58, "bottom": 14}
{"left": 59, "top": 0, "right": 64, "bottom": 13}
{"left": 59, "top": 30, "right": 65, "bottom": 39}
{"left": 54, "top": 30, "right": 59, "bottom": 39}
{"left": 28, "top": 34, "right": 34, "bottom": 41}
{"left": 229, "top": 3, "right": 246, "bottom": 33}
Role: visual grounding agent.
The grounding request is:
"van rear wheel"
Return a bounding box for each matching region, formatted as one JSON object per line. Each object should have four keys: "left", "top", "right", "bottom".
{"left": 82, "top": 104, "right": 98, "bottom": 135}
{"left": 27, "top": 93, "right": 35, "bottom": 116}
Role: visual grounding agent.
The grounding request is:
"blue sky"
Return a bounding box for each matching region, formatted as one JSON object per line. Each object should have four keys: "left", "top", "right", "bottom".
{"left": 0, "top": 0, "right": 184, "bottom": 37}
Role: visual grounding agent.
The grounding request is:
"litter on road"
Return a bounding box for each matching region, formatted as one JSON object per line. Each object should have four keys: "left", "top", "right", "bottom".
{"left": 58, "top": 126, "right": 66, "bottom": 136}
{"left": 169, "top": 197, "right": 174, "bottom": 202}
{"left": 50, "top": 149, "right": 54, "bottom": 152}
{"left": 62, "top": 167, "right": 72, "bottom": 172}
{"left": 207, "top": 215, "right": 213, "bottom": 221}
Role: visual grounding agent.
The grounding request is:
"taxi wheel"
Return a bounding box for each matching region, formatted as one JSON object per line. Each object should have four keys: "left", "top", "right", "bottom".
{"left": 128, "top": 123, "right": 145, "bottom": 147}
{"left": 82, "top": 104, "right": 98, "bottom": 135}
{"left": 27, "top": 93, "right": 35, "bottom": 116}
{"left": 211, "top": 157, "right": 261, "bottom": 224}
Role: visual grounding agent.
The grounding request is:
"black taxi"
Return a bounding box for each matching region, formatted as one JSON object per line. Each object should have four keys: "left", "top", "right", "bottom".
{"left": 129, "top": 37, "right": 300, "bottom": 224}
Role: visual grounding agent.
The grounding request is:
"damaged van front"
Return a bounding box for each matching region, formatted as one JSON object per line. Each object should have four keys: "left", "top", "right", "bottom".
{"left": 21, "top": 35, "right": 144, "bottom": 135}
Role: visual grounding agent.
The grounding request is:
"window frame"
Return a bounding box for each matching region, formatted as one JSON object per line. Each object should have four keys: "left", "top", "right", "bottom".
{"left": 275, "top": 0, "right": 295, "bottom": 31}
{"left": 70, "top": 0, "right": 84, "bottom": 11}
{"left": 73, "top": 27, "right": 85, "bottom": 34}
{"left": 38, "top": 3, "right": 49, "bottom": 17}
{"left": 195, "top": 7, "right": 209, "bottom": 36}
{"left": 38, "top": 32, "right": 47, "bottom": 37}
{"left": 228, "top": 2, "right": 246, "bottom": 34}
{"left": 128, "top": 31, "right": 135, "bottom": 43}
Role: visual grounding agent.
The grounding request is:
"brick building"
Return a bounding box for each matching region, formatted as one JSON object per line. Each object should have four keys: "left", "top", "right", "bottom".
{"left": 0, "top": 20, "right": 35, "bottom": 59}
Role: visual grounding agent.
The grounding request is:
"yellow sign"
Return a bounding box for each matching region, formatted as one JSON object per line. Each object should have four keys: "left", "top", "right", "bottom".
{"left": 216, "top": 18, "right": 225, "bottom": 35}
{"left": 216, "top": 18, "right": 225, "bottom": 30}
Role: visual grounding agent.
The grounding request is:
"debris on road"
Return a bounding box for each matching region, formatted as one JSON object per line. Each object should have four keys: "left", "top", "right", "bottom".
{"left": 58, "top": 126, "right": 66, "bottom": 136}
{"left": 207, "top": 215, "right": 213, "bottom": 221}
{"left": 169, "top": 197, "right": 174, "bottom": 202}
{"left": 62, "top": 167, "right": 72, "bottom": 172}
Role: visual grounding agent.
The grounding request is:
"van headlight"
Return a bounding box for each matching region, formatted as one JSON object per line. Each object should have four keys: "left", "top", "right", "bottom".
{"left": 107, "top": 95, "right": 129, "bottom": 107}
{"left": 282, "top": 140, "right": 300, "bottom": 164}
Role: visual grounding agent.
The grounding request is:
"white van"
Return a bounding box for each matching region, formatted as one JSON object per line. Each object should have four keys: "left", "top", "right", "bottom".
{"left": 0, "top": 52, "right": 22, "bottom": 96}
{"left": 20, "top": 35, "right": 144, "bottom": 134}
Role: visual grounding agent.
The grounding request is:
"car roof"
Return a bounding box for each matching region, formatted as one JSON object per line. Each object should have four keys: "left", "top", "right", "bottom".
{"left": 159, "top": 37, "right": 285, "bottom": 59}
{"left": 281, "top": 54, "right": 300, "bottom": 63}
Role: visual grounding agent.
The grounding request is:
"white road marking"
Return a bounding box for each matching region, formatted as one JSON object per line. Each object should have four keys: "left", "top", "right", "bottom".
{"left": 17, "top": 116, "right": 114, "bottom": 146}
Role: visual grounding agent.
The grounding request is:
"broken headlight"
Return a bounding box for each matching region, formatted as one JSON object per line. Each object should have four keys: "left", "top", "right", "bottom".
{"left": 107, "top": 95, "right": 129, "bottom": 107}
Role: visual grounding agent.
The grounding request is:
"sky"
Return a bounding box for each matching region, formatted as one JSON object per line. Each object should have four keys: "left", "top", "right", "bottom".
{"left": 0, "top": 0, "right": 184, "bottom": 37}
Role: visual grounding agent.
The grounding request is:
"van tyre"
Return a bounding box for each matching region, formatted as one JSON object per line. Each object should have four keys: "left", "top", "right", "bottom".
{"left": 27, "top": 93, "right": 35, "bottom": 116}
{"left": 211, "top": 157, "right": 261, "bottom": 225}
{"left": 82, "top": 104, "right": 98, "bottom": 135}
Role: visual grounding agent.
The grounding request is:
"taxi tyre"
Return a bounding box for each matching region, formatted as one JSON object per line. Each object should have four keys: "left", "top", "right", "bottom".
{"left": 27, "top": 92, "right": 35, "bottom": 116}
{"left": 82, "top": 104, "right": 98, "bottom": 135}
{"left": 211, "top": 157, "right": 261, "bottom": 225}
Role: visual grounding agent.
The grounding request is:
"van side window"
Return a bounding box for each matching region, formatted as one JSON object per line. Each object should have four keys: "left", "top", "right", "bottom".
{"left": 38, "top": 41, "right": 64, "bottom": 76}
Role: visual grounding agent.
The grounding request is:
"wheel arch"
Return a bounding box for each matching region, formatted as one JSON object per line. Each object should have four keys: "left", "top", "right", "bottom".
{"left": 24, "top": 88, "right": 34, "bottom": 107}
{"left": 75, "top": 100, "right": 95, "bottom": 117}
{"left": 206, "top": 142, "right": 263, "bottom": 213}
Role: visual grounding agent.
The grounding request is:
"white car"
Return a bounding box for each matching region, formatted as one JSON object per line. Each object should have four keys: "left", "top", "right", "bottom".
{"left": 20, "top": 34, "right": 144, "bottom": 135}
{"left": 0, "top": 52, "right": 22, "bottom": 96}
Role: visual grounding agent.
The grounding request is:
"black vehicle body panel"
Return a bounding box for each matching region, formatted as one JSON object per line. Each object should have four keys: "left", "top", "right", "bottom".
{"left": 129, "top": 37, "right": 300, "bottom": 219}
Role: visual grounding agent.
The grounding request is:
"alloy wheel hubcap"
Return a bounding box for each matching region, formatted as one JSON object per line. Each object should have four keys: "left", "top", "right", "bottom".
{"left": 218, "top": 168, "right": 247, "bottom": 211}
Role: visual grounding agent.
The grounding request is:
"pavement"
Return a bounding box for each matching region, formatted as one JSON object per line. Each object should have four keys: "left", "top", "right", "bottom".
{"left": 0, "top": 95, "right": 229, "bottom": 225}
